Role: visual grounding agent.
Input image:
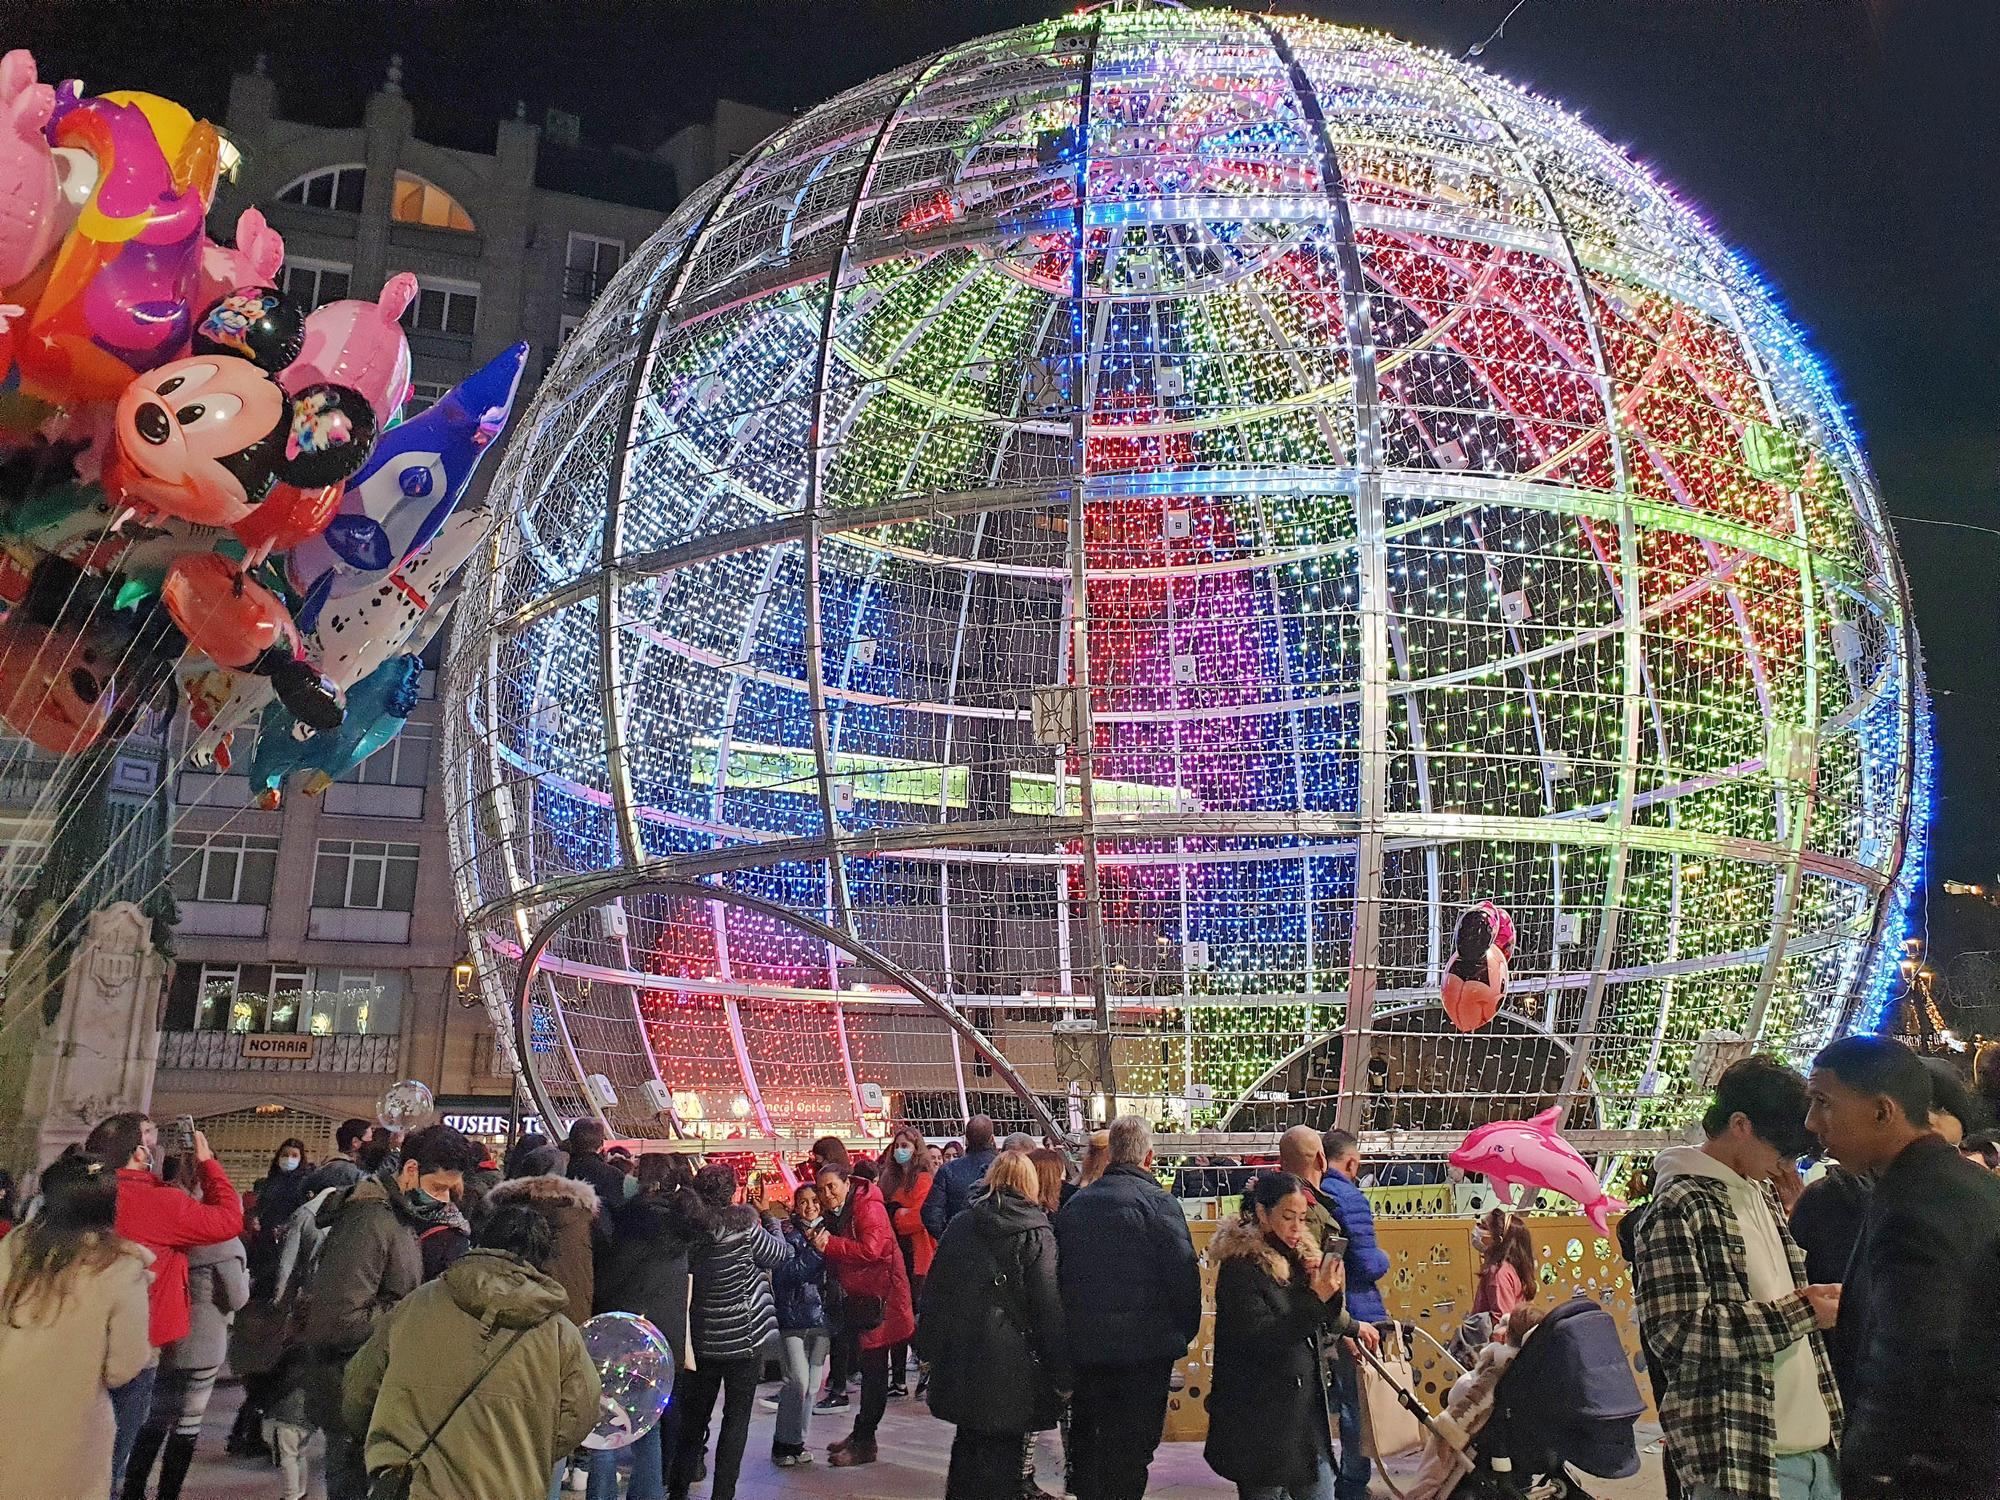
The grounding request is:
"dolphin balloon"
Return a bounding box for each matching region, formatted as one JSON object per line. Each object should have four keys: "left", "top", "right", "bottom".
{"left": 288, "top": 341, "right": 525, "bottom": 631}
{"left": 1448, "top": 1106, "right": 1627, "bottom": 1234}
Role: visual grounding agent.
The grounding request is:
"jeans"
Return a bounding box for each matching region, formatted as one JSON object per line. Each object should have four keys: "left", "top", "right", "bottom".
{"left": 669, "top": 1355, "right": 760, "bottom": 1500}
{"left": 776, "top": 1331, "right": 830, "bottom": 1452}
{"left": 109, "top": 1361, "right": 159, "bottom": 1493}
{"left": 584, "top": 1424, "right": 664, "bottom": 1500}
{"left": 849, "top": 1344, "right": 889, "bottom": 1446}
{"left": 587, "top": 1419, "right": 669, "bottom": 1500}
{"left": 1069, "top": 1358, "right": 1175, "bottom": 1500}
{"left": 1691, "top": 1447, "right": 1842, "bottom": 1500}
{"left": 1329, "top": 1345, "right": 1373, "bottom": 1500}
{"left": 1238, "top": 1446, "right": 1338, "bottom": 1500}
{"left": 272, "top": 1421, "right": 311, "bottom": 1500}
{"left": 950, "top": 1427, "right": 1031, "bottom": 1500}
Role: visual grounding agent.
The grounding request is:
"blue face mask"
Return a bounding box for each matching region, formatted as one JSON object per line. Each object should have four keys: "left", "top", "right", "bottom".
{"left": 893, "top": 1146, "right": 914, "bottom": 1166}
{"left": 277, "top": 1157, "right": 301, "bottom": 1173}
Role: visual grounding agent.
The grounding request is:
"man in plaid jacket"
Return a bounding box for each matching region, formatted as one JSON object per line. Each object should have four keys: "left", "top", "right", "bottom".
{"left": 1631, "top": 1057, "right": 1844, "bottom": 1500}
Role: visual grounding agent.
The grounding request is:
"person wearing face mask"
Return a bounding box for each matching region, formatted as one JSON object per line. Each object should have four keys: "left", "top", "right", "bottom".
{"left": 770, "top": 1184, "right": 832, "bottom": 1468}
{"left": 82, "top": 1111, "right": 244, "bottom": 1491}
{"left": 226, "top": 1138, "right": 313, "bottom": 1459}
{"left": 878, "top": 1126, "right": 935, "bottom": 1399}
{"left": 298, "top": 1122, "right": 482, "bottom": 1500}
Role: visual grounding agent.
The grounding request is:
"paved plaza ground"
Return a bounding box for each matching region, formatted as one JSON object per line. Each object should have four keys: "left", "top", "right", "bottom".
{"left": 184, "top": 1379, "right": 1669, "bottom": 1500}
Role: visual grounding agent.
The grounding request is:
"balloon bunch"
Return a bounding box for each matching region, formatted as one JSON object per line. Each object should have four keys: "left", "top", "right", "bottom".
{"left": 1441, "top": 898, "right": 1513, "bottom": 1033}
{"left": 0, "top": 52, "right": 525, "bottom": 806}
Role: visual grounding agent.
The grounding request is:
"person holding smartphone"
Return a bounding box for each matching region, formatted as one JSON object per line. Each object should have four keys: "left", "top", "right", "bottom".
{"left": 81, "top": 1111, "right": 244, "bottom": 1491}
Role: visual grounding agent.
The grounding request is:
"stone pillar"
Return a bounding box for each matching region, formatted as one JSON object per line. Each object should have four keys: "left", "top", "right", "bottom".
{"left": 21, "top": 902, "right": 168, "bottom": 1168}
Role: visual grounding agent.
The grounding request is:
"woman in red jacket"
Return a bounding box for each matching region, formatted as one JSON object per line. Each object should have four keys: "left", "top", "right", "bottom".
{"left": 811, "top": 1162, "right": 914, "bottom": 1468}
{"left": 877, "top": 1126, "right": 934, "bottom": 1398}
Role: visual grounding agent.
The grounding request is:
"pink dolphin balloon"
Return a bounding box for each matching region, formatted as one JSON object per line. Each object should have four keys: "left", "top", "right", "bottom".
{"left": 283, "top": 271, "right": 415, "bottom": 425}
{"left": 1448, "top": 1106, "right": 1627, "bottom": 1235}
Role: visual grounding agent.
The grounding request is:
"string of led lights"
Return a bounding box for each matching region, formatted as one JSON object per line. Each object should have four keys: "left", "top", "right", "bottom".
{"left": 444, "top": 5, "right": 1927, "bottom": 1151}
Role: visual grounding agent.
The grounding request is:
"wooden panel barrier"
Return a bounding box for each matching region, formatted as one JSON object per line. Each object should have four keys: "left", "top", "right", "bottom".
{"left": 1163, "top": 1212, "right": 1652, "bottom": 1443}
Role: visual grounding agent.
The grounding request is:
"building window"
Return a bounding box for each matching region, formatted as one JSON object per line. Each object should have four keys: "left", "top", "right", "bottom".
{"left": 279, "top": 257, "right": 352, "bottom": 311}
{"left": 170, "top": 832, "right": 280, "bottom": 905}
{"left": 339, "top": 720, "right": 433, "bottom": 789}
{"left": 402, "top": 278, "right": 480, "bottom": 338}
{"left": 303, "top": 969, "right": 405, "bottom": 1036}
{"left": 564, "top": 232, "right": 623, "bottom": 300}
{"left": 277, "top": 165, "right": 367, "bottom": 213}
{"left": 183, "top": 962, "right": 310, "bottom": 1033}
{"left": 393, "top": 171, "right": 475, "bottom": 232}
{"left": 313, "top": 839, "right": 420, "bottom": 911}
{"left": 407, "top": 380, "right": 453, "bottom": 414}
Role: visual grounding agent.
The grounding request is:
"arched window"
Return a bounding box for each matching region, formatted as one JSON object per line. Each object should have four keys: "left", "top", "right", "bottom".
{"left": 392, "top": 171, "right": 475, "bottom": 232}
{"left": 276, "top": 164, "right": 367, "bottom": 213}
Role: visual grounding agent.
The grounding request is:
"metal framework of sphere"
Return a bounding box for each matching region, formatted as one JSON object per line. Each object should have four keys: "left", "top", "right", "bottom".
{"left": 444, "top": 6, "right": 1927, "bottom": 1151}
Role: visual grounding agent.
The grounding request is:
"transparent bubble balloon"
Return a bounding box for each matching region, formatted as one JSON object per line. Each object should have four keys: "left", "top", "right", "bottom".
{"left": 375, "top": 1079, "right": 436, "bottom": 1132}
{"left": 579, "top": 1312, "right": 674, "bottom": 1450}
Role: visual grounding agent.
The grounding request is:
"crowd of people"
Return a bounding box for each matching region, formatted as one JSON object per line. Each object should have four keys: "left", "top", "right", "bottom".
{"left": 0, "top": 1107, "right": 1422, "bottom": 1500}
{"left": 4, "top": 1028, "right": 1997, "bottom": 1500}
{"left": 1627, "top": 1034, "right": 2000, "bottom": 1500}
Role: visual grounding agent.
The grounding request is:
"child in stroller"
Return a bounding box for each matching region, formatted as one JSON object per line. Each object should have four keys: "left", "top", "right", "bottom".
{"left": 1375, "top": 1296, "right": 1645, "bottom": 1500}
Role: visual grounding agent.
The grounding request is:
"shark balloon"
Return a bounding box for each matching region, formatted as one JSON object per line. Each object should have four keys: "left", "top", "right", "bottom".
{"left": 288, "top": 341, "right": 525, "bottom": 633}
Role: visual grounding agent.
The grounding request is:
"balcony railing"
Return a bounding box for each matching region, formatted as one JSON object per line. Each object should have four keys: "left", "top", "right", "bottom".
{"left": 562, "top": 264, "right": 617, "bottom": 301}
{"left": 158, "top": 1029, "right": 401, "bottom": 1073}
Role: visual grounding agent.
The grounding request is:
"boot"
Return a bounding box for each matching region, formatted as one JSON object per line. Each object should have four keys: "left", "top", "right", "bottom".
{"left": 156, "top": 1433, "right": 198, "bottom": 1500}
{"left": 120, "top": 1425, "right": 167, "bottom": 1500}
{"left": 225, "top": 1401, "right": 269, "bottom": 1458}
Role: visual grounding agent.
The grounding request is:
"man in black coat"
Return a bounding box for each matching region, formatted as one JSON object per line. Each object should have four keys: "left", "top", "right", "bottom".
{"left": 563, "top": 1121, "right": 630, "bottom": 1210}
{"left": 922, "top": 1114, "right": 999, "bottom": 1240}
{"left": 1054, "top": 1115, "right": 1201, "bottom": 1500}
{"left": 1806, "top": 1035, "right": 2000, "bottom": 1500}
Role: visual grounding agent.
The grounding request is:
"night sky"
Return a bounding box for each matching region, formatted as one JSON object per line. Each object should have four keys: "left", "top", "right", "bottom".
{"left": 16, "top": 0, "right": 1992, "bottom": 873}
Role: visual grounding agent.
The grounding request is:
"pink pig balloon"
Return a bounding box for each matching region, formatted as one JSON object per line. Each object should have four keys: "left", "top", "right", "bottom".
{"left": 0, "top": 50, "right": 59, "bottom": 287}
{"left": 283, "top": 271, "right": 415, "bottom": 426}
{"left": 1448, "top": 1106, "right": 1627, "bottom": 1235}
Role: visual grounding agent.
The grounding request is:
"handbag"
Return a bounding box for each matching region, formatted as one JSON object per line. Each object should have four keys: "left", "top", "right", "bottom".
{"left": 365, "top": 1326, "right": 530, "bottom": 1500}
{"left": 843, "top": 1292, "right": 886, "bottom": 1332}
{"left": 1354, "top": 1322, "right": 1426, "bottom": 1460}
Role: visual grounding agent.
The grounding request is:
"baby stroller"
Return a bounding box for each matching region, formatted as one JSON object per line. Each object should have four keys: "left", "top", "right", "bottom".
{"left": 1360, "top": 1295, "right": 1646, "bottom": 1500}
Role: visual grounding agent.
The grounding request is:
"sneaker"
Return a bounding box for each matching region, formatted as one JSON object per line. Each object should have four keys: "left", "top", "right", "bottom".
{"left": 759, "top": 1394, "right": 781, "bottom": 1411}
{"left": 774, "top": 1452, "right": 815, "bottom": 1469}
{"left": 886, "top": 1381, "right": 909, "bottom": 1399}
{"left": 829, "top": 1443, "right": 878, "bottom": 1468}
{"left": 815, "top": 1392, "right": 850, "bottom": 1412}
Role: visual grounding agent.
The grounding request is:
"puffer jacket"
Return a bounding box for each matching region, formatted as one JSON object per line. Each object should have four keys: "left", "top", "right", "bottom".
{"left": 822, "top": 1179, "right": 916, "bottom": 1352}
{"left": 1203, "top": 1219, "right": 1355, "bottom": 1491}
{"left": 161, "top": 1235, "right": 250, "bottom": 1374}
{"left": 770, "top": 1215, "right": 827, "bottom": 1333}
{"left": 916, "top": 1187, "right": 1071, "bottom": 1433}
{"left": 1053, "top": 1163, "right": 1201, "bottom": 1366}
{"left": 688, "top": 1204, "right": 792, "bottom": 1361}
{"left": 485, "top": 1174, "right": 600, "bottom": 1326}
{"left": 342, "top": 1249, "right": 600, "bottom": 1500}
{"left": 1318, "top": 1168, "right": 1389, "bottom": 1322}
{"left": 112, "top": 1159, "right": 243, "bottom": 1346}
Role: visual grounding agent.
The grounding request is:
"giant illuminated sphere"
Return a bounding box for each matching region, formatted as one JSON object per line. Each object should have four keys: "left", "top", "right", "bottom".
{"left": 445, "top": 7, "right": 1926, "bottom": 1148}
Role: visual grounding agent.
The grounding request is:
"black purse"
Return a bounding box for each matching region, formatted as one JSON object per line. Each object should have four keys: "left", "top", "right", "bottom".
{"left": 366, "top": 1326, "right": 530, "bottom": 1500}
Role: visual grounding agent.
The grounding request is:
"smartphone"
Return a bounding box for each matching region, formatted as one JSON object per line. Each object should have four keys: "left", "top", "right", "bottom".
{"left": 174, "top": 1114, "right": 196, "bottom": 1152}
{"left": 1322, "top": 1230, "right": 1348, "bottom": 1259}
